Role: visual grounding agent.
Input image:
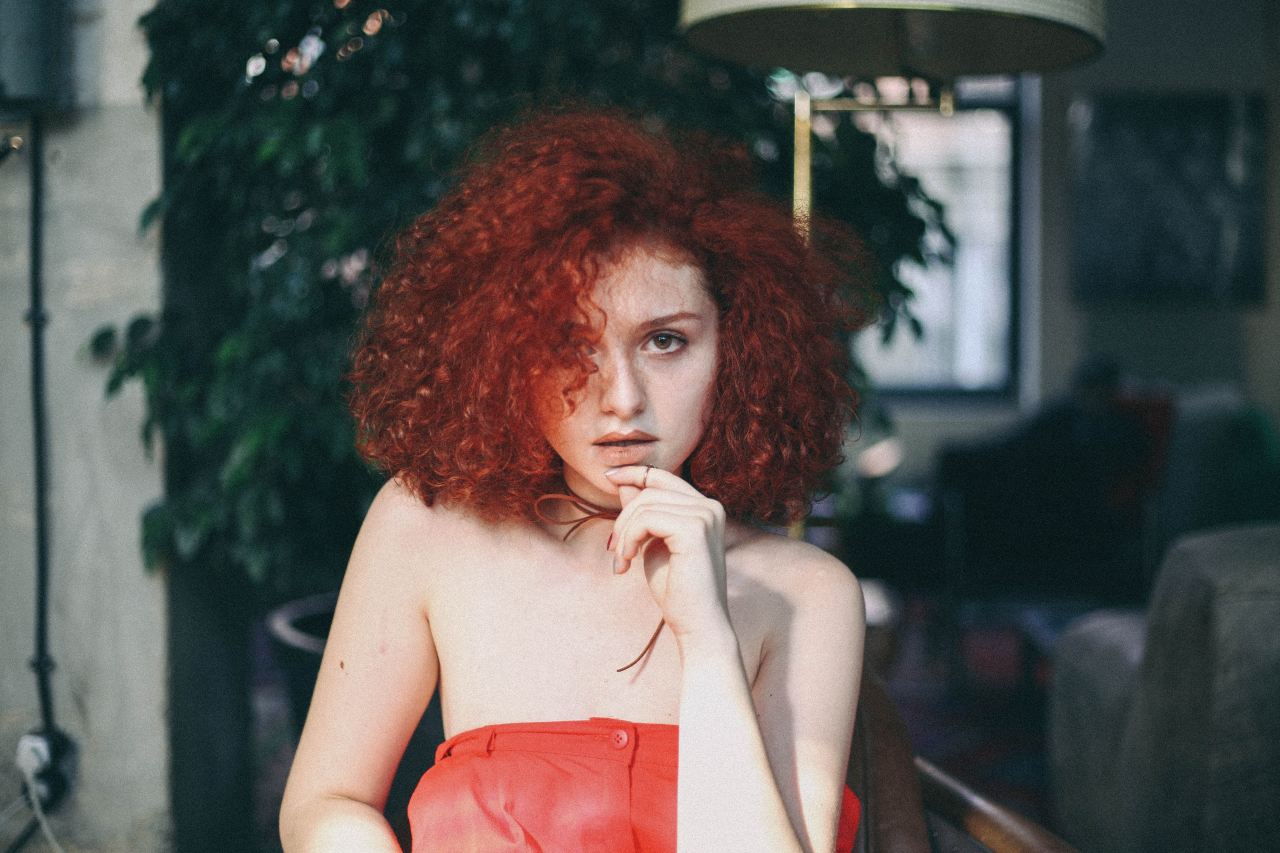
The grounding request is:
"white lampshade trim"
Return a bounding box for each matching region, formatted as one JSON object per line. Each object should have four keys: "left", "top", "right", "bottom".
{"left": 680, "top": 0, "right": 1106, "bottom": 77}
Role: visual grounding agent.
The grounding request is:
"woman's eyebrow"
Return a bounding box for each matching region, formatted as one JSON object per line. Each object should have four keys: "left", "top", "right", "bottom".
{"left": 639, "top": 311, "right": 704, "bottom": 329}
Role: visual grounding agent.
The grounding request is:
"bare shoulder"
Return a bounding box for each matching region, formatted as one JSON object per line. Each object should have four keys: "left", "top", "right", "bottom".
{"left": 361, "top": 476, "right": 490, "bottom": 553}
{"left": 365, "top": 475, "right": 452, "bottom": 536}
{"left": 348, "top": 476, "right": 478, "bottom": 603}
{"left": 730, "top": 523, "right": 863, "bottom": 606}
{"left": 728, "top": 524, "right": 865, "bottom": 671}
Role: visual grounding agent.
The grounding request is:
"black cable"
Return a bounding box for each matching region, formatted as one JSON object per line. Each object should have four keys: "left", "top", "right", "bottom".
{"left": 3, "top": 816, "right": 39, "bottom": 853}
{"left": 25, "top": 111, "right": 58, "bottom": 736}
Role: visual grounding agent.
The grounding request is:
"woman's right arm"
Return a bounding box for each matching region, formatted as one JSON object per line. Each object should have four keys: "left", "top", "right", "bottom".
{"left": 279, "top": 477, "right": 441, "bottom": 852}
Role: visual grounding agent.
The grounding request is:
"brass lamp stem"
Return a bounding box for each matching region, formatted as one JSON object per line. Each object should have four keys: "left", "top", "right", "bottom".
{"left": 789, "top": 93, "right": 811, "bottom": 542}
{"left": 792, "top": 88, "right": 813, "bottom": 238}
{"left": 786, "top": 81, "right": 953, "bottom": 541}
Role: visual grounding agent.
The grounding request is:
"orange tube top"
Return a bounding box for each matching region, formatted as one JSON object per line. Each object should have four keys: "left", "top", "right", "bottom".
{"left": 408, "top": 717, "right": 861, "bottom": 851}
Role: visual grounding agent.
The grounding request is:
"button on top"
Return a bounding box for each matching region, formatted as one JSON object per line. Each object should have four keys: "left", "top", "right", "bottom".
{"left": 610, "top": 729, "right": 630, "bottom": 749}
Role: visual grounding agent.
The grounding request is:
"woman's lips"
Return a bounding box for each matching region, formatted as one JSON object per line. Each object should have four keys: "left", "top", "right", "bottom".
{"left": 593, "top": 440, "right": 656, "bottom": 463}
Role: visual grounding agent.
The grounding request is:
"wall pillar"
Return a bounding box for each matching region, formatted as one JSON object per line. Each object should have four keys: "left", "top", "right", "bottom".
{"left": 0, "top": 1, "right": 170, "bottom": 849}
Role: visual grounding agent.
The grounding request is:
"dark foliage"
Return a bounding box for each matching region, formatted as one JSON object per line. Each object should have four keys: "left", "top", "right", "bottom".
{"left": 97, "top": 0, "right": 939, "bottom": 607}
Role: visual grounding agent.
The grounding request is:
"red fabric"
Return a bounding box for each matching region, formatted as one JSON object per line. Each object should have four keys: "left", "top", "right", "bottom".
{"left": 408, "top": 717, "right": 861, "bottom": 852}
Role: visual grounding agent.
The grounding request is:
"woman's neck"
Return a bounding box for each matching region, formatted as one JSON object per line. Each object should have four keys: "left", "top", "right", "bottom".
{"left": 532, "top": 482, "right": 619, "bottom": 565}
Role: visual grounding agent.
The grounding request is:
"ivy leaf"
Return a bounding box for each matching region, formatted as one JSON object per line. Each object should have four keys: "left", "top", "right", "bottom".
{"left": 89, "top": 325, "right": 118, "bottom": 362}
{"left": 140, "top": 502, "right": 174, "bottom": 572}
{"left": 126, "top": 315, "right": 157, "bottom": 348}
{"left": 139, "top": 197, "right": 167, "bottom": 234}
{"left": 173, "top": 513, "right": 211, "bottom": 561}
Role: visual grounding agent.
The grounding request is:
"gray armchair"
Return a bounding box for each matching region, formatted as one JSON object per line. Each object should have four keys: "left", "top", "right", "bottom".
{"left": 1048, "top": 523, "right": 1280, "bottom": 852}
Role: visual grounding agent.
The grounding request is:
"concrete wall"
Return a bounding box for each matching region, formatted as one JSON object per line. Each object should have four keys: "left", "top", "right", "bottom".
{"left": 0, "top": 1, "right": 169, "bottom": 850}
{"left": 891, "top": 0, "right": 1278, "bottom": 479}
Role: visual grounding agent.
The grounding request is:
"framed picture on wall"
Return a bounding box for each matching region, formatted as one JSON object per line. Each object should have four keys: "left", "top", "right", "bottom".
{"left": 1070, "top": 93, "right": 1266, "bottom": 304}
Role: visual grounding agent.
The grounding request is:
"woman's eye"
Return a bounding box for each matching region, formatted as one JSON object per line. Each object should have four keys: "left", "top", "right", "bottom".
{"left": 649, "top": 332, "right": 686, "bottom": 352}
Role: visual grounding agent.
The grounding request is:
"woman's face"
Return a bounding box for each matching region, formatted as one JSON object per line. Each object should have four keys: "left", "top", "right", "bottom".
{"left": 538, "top": 244, "right": 720, "bottom": 509}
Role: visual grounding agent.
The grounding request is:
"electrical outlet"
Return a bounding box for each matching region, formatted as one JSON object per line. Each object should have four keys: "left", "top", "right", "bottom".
{"left": 16, "top": 732, "right": 51, "bottom": 776}
{"left": 15, "top": 729, "right": 75, "bottom": 812}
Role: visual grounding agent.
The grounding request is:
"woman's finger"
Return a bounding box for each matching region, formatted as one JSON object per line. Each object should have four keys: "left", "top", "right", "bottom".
{"left": 604, "top": 465, "right": 702, "bottom": 501}
{"left": 613, "top": 501, "right": 720, "bottom": 574}
{"left": 611, "top": 488, "right": 705, "bottom": 545}
{"left": 609, "top": 488, "right": 710, "bottom": 558}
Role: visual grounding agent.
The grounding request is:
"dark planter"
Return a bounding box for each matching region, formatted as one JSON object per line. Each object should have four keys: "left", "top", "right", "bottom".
{"left": 266, "top": 591, "right": 335, "bottom": 737}
{"left": 266, "top": 591, "right": 444, "bottom": 846}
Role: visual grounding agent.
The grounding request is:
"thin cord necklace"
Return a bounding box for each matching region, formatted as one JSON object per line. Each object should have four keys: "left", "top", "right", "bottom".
{"left": 534, "top": 486, "right": 665, "bottom": 673}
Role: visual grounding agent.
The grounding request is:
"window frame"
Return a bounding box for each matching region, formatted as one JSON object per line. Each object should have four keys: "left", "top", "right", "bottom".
{"left": 861, "top": 77, "right": 1026, "bottom": 403}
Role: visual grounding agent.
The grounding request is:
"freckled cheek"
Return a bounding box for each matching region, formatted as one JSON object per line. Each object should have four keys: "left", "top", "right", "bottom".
{"left": 693, "top": 383, "right": 716, "bottom": 435}
{"left": 678, "top": 359, "right": 719, "bottom": 439}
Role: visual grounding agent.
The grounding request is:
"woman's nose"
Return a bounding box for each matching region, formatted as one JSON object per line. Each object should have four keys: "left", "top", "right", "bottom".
{"left": 598, "top": 353, "right": 645, "bottom": 417}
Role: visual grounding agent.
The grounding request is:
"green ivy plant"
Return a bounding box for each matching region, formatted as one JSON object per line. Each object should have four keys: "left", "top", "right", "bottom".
{"left": 95, "top": 0, "right": 943, "bottom": 610}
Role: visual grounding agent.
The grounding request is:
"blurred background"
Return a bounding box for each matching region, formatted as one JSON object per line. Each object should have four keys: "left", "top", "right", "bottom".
{"left": 2, "top": 0, "right": 1278, "bottom": 851}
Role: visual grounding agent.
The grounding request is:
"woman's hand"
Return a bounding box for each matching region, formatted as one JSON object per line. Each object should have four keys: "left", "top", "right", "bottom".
{"left": 604, "top": 465, "right": 732, "bottom": 650}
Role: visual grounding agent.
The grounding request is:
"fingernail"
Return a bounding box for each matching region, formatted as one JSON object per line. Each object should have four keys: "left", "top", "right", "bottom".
{"left": 604, "top": 467, "right": 619, "bottom": 477}
{"left": 612, "top": 555, "right": 622, "bottom": 573}
{"left": 606, "top": 533, "right": 614, "bottom": 551}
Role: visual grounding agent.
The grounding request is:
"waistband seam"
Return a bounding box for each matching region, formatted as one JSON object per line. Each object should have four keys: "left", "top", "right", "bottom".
{"left": 437, "top": 724, "right": 678, "bottom": 768}
{"left": 439, "top": 744, "right": 677, "bottom": 768}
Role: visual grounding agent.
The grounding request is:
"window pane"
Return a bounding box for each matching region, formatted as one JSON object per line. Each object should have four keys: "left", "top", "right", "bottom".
{"left": 854, "top": 109, "right": 1013, "bottom": 391}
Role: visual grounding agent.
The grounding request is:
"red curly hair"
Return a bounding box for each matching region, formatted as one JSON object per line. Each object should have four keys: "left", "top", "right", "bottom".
{"left": 346, "top": 107, "right": 870, "bottom": 524}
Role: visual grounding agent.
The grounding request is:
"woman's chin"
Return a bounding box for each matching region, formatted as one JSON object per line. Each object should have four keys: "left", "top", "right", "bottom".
{"left": 562, "top": 470, "right": 620, "bottom": 505}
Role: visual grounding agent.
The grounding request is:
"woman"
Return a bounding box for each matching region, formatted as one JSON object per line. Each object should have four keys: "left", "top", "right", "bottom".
{"left": 280, "top": 107, "right": 868, "bottom": 852}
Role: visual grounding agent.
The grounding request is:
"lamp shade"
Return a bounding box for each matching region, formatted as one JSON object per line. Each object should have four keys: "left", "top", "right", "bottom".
{"left": 680, "top": 0, "right": 1105, "bottom": 77}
